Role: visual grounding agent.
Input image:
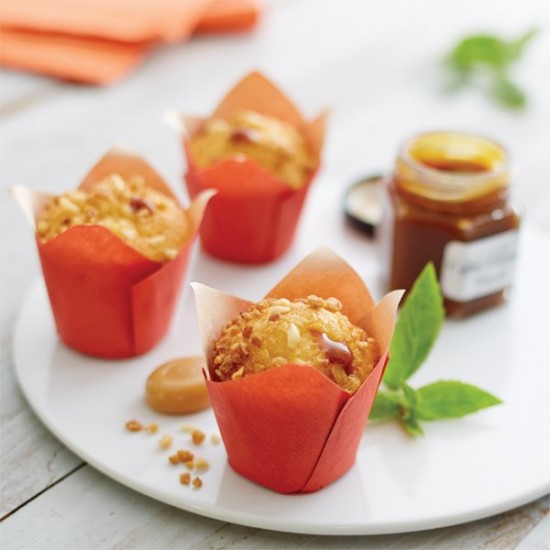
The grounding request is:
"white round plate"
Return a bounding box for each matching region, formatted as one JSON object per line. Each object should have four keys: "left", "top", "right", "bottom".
{"left": 13, "top": 186, "right": 550, "bottom": 535}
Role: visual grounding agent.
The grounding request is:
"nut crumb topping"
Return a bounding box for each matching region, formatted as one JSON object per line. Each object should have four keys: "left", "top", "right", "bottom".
{"left": 191, "top": 430, "right": 206, "bottom": 445}
{"left": 125, "top": 420, "right": 143, "bottom": 432}
{"left": 145, "top": 423, "right": 159, "bottom": 434}
{"left": 211, "top": 295, "right": 379, "bottom": 393}
{"left": 189, "top": 110, "right": 315, "bottom": 190}
{"left": 179, "top": 473, "right": 191, "bottom": 485}
{"left": 37, "top": 173, "right": 189, "bottom": 262}
{"left": 124, "top": 421, "right": 214, "bottom": 490}
{"left": 195, "top": 458, "right": 210, "bottom": 471}
{"left": 158, "top": 435, "right": 173, "bottom": 449}
{"left": 192, "top": 477, "right": 203, "bottom": 489}
{"left": 177, "top": 450, "right": 194, "bottom": 462}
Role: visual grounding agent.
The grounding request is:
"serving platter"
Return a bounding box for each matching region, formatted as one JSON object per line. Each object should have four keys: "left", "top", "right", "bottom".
{"left": 13, "top": 185, "right": 550, "bottom": 535}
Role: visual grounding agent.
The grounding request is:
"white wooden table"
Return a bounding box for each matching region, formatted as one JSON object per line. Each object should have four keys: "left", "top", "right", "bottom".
{"left": 1, "top": 1, "right": 549, "bottom": 548}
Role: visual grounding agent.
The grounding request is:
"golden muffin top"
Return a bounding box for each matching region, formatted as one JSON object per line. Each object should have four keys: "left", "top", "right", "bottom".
{"left": 211, "top": 295, "right": 380, "bottom": 393}
{"left": 37, "top": 173, "right": 190, "bottom": 262}
{"left": 188, "top": 110, "right": 316, "bottom": 190}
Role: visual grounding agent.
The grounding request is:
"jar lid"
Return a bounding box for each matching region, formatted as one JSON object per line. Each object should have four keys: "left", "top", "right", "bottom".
{"left": 343, "top": 174, "right": 385, "bottom": 236}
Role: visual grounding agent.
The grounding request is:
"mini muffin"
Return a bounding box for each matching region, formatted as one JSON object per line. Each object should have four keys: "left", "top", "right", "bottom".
{"left": 188, "top": 110, "right": 316, "bottom": 190}
{"left": 193, "top": 247, "right": 403, "bottom": 494}
{"left": 37, "top": 173, "right": 190, "bottom": 262}
{"left": 211, "top": 295, "right": 380, "bottom": 393}
{"left": 177, "top": 71, "right": 327, "bottom": 264}
{"left": 13, "top": 149, "right": 213, "bottom": 359}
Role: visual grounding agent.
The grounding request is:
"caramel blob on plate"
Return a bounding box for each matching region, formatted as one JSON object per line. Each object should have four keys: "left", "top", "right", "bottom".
{"left": 146, "top": 357, "right": 210, "bottom": 414}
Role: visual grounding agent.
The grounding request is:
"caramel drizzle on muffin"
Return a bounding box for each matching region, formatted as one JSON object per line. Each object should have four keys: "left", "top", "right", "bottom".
{"left": 211, "top": 295, "right": 380, "bottom": 393}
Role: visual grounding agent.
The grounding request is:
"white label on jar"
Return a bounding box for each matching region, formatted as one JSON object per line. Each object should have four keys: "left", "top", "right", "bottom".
{"left": 440, "top": 230, "right": 520, "bottom": 302}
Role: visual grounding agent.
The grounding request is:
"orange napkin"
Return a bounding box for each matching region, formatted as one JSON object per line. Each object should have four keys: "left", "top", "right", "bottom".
{"left": 0, "top": 0, "right": 260, "bottom": 84}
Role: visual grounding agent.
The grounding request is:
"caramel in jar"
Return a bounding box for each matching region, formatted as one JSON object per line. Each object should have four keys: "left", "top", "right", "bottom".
{"left": 385, "top": 132, "right": 521, "bottom": 317}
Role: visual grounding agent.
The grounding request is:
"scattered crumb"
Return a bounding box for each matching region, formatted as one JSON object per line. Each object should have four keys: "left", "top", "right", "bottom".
{"left": 192, "top": 429, "right": 206, "bottom": 445}
{"left": 125, "top": 420, "right": 143, "bottom": 432}
{"left": 192, "top": 477, "right": 203, "bottom": 489}
{"left": 195, "top": 458, "right": 210, "bottom": 471}
{"left": 124, "top": 419, "right": 215, "bottom": 488}
{"left": 179, "top": 473, "right": 191, "bottom": 485}
{"left": 168, "top": 454, "right": 181, "bottom": 465}
{"left": 177, "top": 450, "right": 194, "bottom": 462}
{"left": 158, "top": 435, "right": 173, "bottom": 450}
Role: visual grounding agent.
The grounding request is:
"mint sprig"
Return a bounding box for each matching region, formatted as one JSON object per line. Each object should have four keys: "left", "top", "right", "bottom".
{"left": 382, "top": 263, "right": 444, "bottom": 390}
{"left": 443, "top": 28, "right": 538, "bottom": 109}
{"left": 370, "top": 263, "right": 502, "bottom": 436}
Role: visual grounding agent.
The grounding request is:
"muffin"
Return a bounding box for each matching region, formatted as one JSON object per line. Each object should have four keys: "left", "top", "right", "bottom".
{"left": 37, "top": 173, "right": 190, "bottom": 262}
{"left": 193, "top": 247, "right": 403, "bottom": 494}
{"left": 212, "top": 295, "right": 380, "bottom": 393}
{"left": 171, "top": 70, "right": 327, "bottom": 264}
{"left": 188, "top": 110, "right": 316, "bottom": 190}
{"left": 13, "top": 148, "right": 213, "bottom": 359}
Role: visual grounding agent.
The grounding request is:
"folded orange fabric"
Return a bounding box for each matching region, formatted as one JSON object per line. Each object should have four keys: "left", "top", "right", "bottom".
{"left": 0, "top": 0, "right": 211, "bottom": 43}
{"left": 196, "top": 0, "right": 259, "bottom": 34}
{"left": 0, "top": 0, "right": 260, "bottom": 84}
{"left": 0, "top": 28, "right": 148, "bottom": 85}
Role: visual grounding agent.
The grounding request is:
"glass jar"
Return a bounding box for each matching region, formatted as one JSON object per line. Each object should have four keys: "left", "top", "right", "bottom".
{"left": 385, "top": 131, "right": 521, "bottom": 317}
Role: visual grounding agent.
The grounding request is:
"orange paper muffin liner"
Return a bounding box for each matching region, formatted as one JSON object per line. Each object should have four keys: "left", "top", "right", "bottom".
{"left": 193, "top": 247, "right": 403, "bottom": 493}
{"left": 13, "top": 148, "right": 214, "bottom": 359}
{"left": 169, "top": 71, "right": 327, "bottom": 264}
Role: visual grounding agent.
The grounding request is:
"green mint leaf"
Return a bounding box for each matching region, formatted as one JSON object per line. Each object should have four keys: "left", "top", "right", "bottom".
{"left": 507, "top": 28, "right": 538, "bottom": 60}
{"left": 444, "top": 28, "right": 537, "bottom": 110}
{"left": 402, "top": 410, "right": 424, "bottom": 437}
{"left": 448, "top": 34, "right": 512, "bottom": 71}
{"left": 415, "top": 381, "right": 502, "bottom": 420}
{"left": 490, "top": 77, "right": 527, "bottom": 108}
{"left": 402, "top": 383, "right": 419, "bottom": 408}
{"left": 383, "top": 263, "right": 444, "bottom": 390}
{"left": 369, "top": 391, "right": 401, "bottom": 422}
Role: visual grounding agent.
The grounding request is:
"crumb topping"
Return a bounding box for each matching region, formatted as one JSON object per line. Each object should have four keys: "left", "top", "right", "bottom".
{"left": 211, "top": 295, "right": 380, "bottom": 393}
{"left": 36, "top": 173, "right": 190, "bottom": 262}
{"left": 189, "top": 110, "right": 316, "bottom": 189}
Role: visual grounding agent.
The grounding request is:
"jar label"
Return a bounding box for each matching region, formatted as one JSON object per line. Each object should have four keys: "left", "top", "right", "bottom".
{"left": 440, "top": 230, "right": 520, "bottom": 302}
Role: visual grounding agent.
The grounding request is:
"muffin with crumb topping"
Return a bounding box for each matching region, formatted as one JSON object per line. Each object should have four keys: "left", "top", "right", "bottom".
{"left": 37, "top": 173, "right": 190, "bottom": 262}
{"left": 180, "top": 71, "right": 326, "bottom": 264}
{"left": 192, "top": 247, "right": 402, "bottom": 494}
{"left": 14, "top": 149, "right": 213, "bottom": 359}
{"left": 211, "top": 295, "right": 380, "bottom": 393}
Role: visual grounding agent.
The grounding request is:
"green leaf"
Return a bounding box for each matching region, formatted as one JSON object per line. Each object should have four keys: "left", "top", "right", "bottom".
{"left": 448, "top": 34, "right": 512, "bottom": 71}
{"left": 415, "top": 381, "right": 502, "bottom": 420}
{"left": 447, "top": 29, "right": 537, "bottom": 72}
{"left": 402, "top": 383, "right": 419, "bottom": 408}
{"left": 444, "top": 28, "right": 537, "bottom": 110}
{"left": 402, "top": 410, "right": 424, "bottom": 437}
{"left": 383, "top": 263, "right": 444, "bottom": 390}
{"left": 369, "top": 391, "right": 401, "bottom": 422}
{"left": 490, "top": 77, "right": 527, "bottom": 108}
{"left": 506, "top": 28, "right": 538, "bottom": 60}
